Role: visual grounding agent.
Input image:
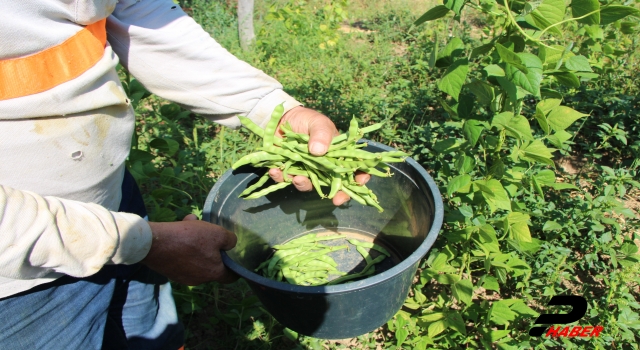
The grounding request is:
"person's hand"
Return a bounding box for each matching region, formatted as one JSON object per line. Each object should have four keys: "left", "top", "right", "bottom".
{"left": 141, "top": 214, "right": 238, "bottom": 285}
{"left": 267, "top": 106, "right": 370, "bottom": 206}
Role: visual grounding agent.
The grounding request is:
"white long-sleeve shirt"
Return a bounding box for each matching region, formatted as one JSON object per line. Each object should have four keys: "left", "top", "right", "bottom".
{"left": 0, "top": 0, "right": 301, "bottom": 298}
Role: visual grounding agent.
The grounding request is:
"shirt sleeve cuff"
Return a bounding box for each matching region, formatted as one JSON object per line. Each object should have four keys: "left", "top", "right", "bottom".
{"left": 244, "top": 89, "right": 303, "bottom": 129}
{"left": 110, "top": 212, "right": 153, "bottom": 265}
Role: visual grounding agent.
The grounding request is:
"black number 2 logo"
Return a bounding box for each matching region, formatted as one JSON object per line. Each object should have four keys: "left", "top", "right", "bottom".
{"left": 529, "top": 295, "right": 588, "bottom": 336}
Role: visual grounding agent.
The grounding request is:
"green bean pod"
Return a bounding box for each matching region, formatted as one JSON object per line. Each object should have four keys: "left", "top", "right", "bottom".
{"left": 239, "top": 172, "right": 271, "bottom": 197}
{"left": 239, "top": 116, "right": 265, "bottom": 137}
{"left": 304, "top": 164, "right": 326, "bottom": 198}
{"left": 262, "top": 103, "right": 285, "bottom": 147}
{"left": 244, "top": 181, "right": 291, "bottom": 200}
{"left": 339, "top": 185, "right": 367, "bottom": 206}
{"left": 328, "top": 176, "right": 341, "bottom": 199}
{"left": 359, "top": 122, "right": 383, "bottom": 134}
{"left": 325, "top": 149, "right": 382, "bottom": 160}
{"left": 232, "top": 151, "right": 286, "bottom": 169}
{"left": 347, "top": 239, "right": 391, "bottom": 257}
{"left": 356, "top": 245, "right": 374, "bottom": 264}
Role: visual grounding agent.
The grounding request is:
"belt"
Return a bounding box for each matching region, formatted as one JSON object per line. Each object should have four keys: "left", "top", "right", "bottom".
{"left": 0, "top": 19, "right": 107, "bottom": 101}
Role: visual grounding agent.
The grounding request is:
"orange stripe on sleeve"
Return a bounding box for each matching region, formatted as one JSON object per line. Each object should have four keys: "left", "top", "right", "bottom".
{"left": 0, "top": 19, "right": 107, "bottom": 101}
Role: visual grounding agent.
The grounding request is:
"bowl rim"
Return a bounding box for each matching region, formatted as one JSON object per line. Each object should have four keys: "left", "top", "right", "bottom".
{"left": 204, "top": 140, "right": 444, "bottom": 294}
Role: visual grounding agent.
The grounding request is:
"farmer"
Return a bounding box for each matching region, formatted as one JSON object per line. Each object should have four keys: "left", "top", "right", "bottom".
{"left": 0, "top": 1, "right": 367, "bottom": 348}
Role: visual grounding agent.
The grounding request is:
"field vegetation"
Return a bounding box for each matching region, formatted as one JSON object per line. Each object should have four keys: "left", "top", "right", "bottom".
{"left": 122, "top": 0, "right": 640, "bottom": 348}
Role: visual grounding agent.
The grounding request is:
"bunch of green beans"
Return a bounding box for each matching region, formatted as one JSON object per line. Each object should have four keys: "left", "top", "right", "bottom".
{"left": 232, "top": 103, "right": 408, "bottom": 212}
{"left": 255, "top": 233, "right": 391, "bottom": 286}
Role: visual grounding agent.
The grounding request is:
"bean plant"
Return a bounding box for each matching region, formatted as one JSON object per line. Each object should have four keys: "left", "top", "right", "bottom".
{"left": 122, "top": 1, "right": 640, "bottom": 348}
{"left": 383, "top": 0, "right": 640, "bottom": 348}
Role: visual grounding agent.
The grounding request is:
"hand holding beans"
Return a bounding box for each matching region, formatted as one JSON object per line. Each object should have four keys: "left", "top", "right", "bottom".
{"left": 270, "top": 106, "right": 368, "bottom": 205}
{"left": 233, "top": 104, "right": 408, "bottom": 211}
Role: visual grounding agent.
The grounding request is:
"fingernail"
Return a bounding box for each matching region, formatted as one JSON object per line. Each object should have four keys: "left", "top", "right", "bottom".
{"left": 309, "top": 142, "right": 327, "bottom": 155}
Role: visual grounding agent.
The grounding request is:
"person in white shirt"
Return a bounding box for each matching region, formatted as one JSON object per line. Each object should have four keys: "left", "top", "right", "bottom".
{"left": 0, "top": 0, "right": 364, "bottom": 348}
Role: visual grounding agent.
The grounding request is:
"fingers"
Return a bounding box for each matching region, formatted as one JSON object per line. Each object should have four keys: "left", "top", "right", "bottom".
{"left": 182, "top": 213, "right": 198, "bottom": 221}
{"left": 211, "top": 262, "right": 240, "bottom": 285}
{"left": 354, "top": 171, "right": 371, "bottom": 185}
{"left": 292, "top": 175, "right": 312, "bottom": 192}
{"left": 268, "top": 168, "right": 285, "bottom": 182}
{"left": 280, "top": 106, "right": 338, "bottom": 156}
{"left": 332, "top": 191, "right": 350, "bottom": 206}
{"left": 268, "top": 168, "right": 312, "bottom": 192}
{"left": 307, "top": 116, "right": 337, "bottom": 156}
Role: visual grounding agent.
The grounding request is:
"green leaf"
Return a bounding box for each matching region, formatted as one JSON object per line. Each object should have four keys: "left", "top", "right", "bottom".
{"left": 430, "top": 252, "right": 450, "bottom": 270}
{"left": 446, "top": 311, "right": 467, "bottom": 335}
{"left": 414, "top": 6, "right": 451, "bottom": 26}
{"left": 539, "top": 45, "right": 565, "bottom": 68}
{"left": 620, "top": 21, "right": 638, "bottom": 35}
{"left": 496, "top": 44, "right": 528, "bottom": 73}
{"left": 537, "top": 99, "right": 562, "bottom": 114}
{"left": 396, "top": 328, "right": 409, "bottom": 346}
{"left": 455, "top": 155, "right": 476, "bottom": 174}
{"left": 507, "top": 213, "right": 532, "bottom": 242}
{"left": 543, "top": 220, "right": 562, "bottom": 231}
{"left": 600, "top": 6, "right": 640, "bottom": 25}
{"left": 585, "top": 24, "right": 604, "bottom": 39}
{"left": 495, "top": 77, "right": 520, "bottom": 103}
{"left": 128, "top": 149, "right": 156, "bottom": 163}
{"left": 429, "top": 33, "right": 439, "bottom": 69}
{"left": 438, "top": 58, "right": 469, "bottom": 100}
{"left": 466, "top": 80, "right": 495, "bottom": 105}
{"left": 463, "top": 119, "right": 484, "bottom": 146}
{"left": 489, "top": 329, "right": 511, "bottom": 342}
{"left": 452, "top": 279, "right": 474, "bottom": 305}
{"left": 551, "top": 71, "right": 581, "bottom": 88}
{"left": 438, "top": 97, "right": 459, "bottom": 119}
{"left": 548, "top": 182, "right": 578, "bottom": 190}
{"left": 510, "top": 300, "right": 538, "bottom": 317}
{"left": 459, "top": 205, "right": 473, "bottom": 218}
{"left": 419, "top": 312, "right": 446, "bottom": 323}
{"left": 447, "top": 174, "right": 472, "bottom": 196}
{"left": 149, "top": 138, "right": 180, "bottom": 156}
{"left": 479, "top": 224, "right": 501, "bottom": 253}
{"left": 620, "top": 243, "right": 638, "bottom": 257}
{"left": 565, "top": 55, "right": 593, "bottom": 72}
{"left": 428, "top": 320, "right": 447, "bottom": 338}
{"left": 547, "top": 130, "right": 572, "bottom": 148}
{"left": 506, "top": 115, "right": 535, "bottom": 140}
{"left": 490, "top": 301, "right": 517, "bottom": 325}
{"left": 471, "top": 42, "right": 495, "bottom": 59}
{"left": 534, "top": 169, "right": 556, "bottom": 185}
{"left": 458, "top": 93, "right": 475, "bottom": 119}
{"left": 505, "top": 53, "right": 543, "bottom": 97}
{"left": 477, "top": 179, "right": 512, "bottom": 212}
{"left": 526, "top": 0, "right": 565, "bottom": 36}
{"left": 436, "top": 273, "right": 462, "bottom": 284}
{"left": 433, "top": 138, "right": 459, "bottom": 154}
{"left": 571, "top": 0, "right": 600, "bottom": 24}
{"left": 484, "top": 64, "right": 505, "bottom": 77}
{"left": 546, "top": 106, "right": 588, "bottom": 131}
{"left": 444, "top": 0, "right": 466, "bottom": 15}
{"left": 534, "top": 109, "right": 550, "bottom": 134}
{"left": 519, "top": 140, "right": 555, "bottom": 165}
{"left": 483, "top": 276, "right": 501, "bottom": 291}
{"left": 510, "top": 221, "right": 532, "bottom": 242}
{"left": 437, "top": 37, "right": 465, "bottom": 67}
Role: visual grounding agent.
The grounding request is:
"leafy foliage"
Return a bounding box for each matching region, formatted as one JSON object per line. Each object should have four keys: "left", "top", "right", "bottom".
{"left": 128, "top": 0, "right": 640, "bottom": 348}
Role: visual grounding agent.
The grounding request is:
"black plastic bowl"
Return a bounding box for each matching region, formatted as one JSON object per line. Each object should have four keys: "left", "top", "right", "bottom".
{"left": 203, "top": 140, "right": 443, "bottom": 339}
